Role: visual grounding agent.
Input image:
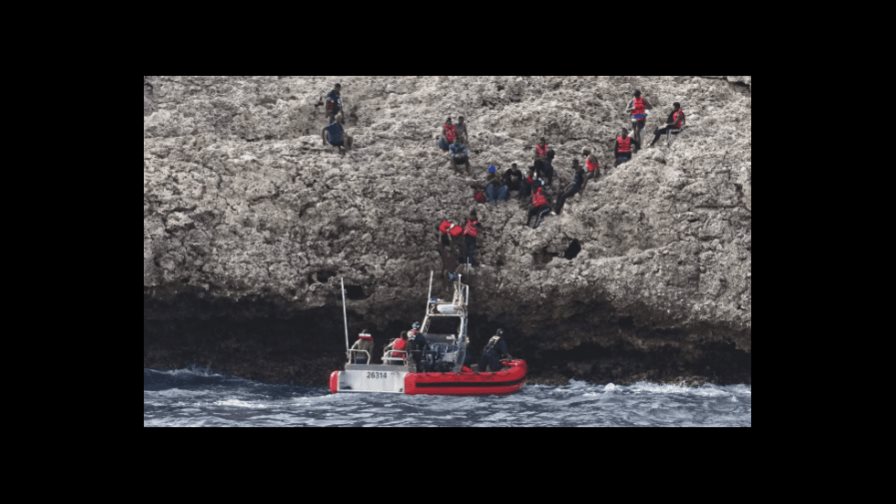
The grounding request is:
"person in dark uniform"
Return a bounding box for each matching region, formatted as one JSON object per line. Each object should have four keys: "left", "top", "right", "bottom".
{"left": 478, "top": 329, "right": 511, "bottom": 372}
{"left": 406, "top": 321, "right": 428, "bottom": 372}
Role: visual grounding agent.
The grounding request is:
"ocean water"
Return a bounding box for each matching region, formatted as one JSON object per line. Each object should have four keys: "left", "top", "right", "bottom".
{"left": 144, "top": 367, "right": 751, "bottom": 427}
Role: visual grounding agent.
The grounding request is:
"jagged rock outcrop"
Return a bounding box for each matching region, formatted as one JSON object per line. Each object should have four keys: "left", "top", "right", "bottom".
{"left": 144, "top": 76, "right": 751, "bottom": 384}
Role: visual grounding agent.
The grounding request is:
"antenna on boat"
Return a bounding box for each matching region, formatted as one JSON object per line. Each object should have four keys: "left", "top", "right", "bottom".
{"left": 341, "top": 277, "right": 349, "bottom": 355}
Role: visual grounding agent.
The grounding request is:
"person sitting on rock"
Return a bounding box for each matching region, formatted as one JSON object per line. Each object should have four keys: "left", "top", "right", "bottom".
{"left": 527, "top": 184, "right": 551, "bottom": 228}
{"left": 649, "top": 102, "right": 687, "bottom": 147}
{"left": 349, "top": 330, "right": 374, "bottom": 364}
{"left": 553, "top": 159, "right": 586, "bottom": 215}
{"left": 478, "top": 328, "right": 511, "bottom": 372}
{"left": 502, "top": 162, "right": 523, "bottom": 194}
{"left": 449, "top": 137, "right": 471, "bottom": 173}
{"left": 583, "top": 148, "right": 601, "bottom": 180}
{"left": 614, "top": 127, "right": 637, "bottom": 167}
{"left": 485, "top": 164, "right": 508, "bottom": 203}
{"left": 322, "top": 116, "right": 352, "bottom": 154}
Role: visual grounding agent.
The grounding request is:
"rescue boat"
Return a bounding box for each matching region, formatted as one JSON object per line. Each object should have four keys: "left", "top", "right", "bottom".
{"left": 329, "top": 272, "right": 526, "bottom": 395}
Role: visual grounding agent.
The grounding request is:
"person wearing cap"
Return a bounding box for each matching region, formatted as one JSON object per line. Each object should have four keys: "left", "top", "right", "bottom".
{"left": 485, "top": 164, "right": 508, "bottom": 203}
{"left": 478, "top": 328, "right": 511, "bottom": 372}
{"left": 349, "top": 330, "right": 374, "bottom": 364}
{"left": 407, "top": 322, "right": 428, "bottom": 372}
{"left": 648, "top": 102, "right": 686, "bottom": 147}
{"left": 624, "top": 89, "right": 653, "bottom": 148}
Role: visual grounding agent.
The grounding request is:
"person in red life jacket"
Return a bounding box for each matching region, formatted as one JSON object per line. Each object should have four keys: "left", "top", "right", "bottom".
{"left": 349, "top": 330, "right": 374, "bottom": 364}
{"left": 437, "top": 218, "right": 462, "bottom": 284}
{"left": 382, "top": 332, "right": 409, "bottom": 365}
{"left": 478, "top": 328, "right": 511, "bottom": 372}
{"left": 554, "top": 159, "right": 586, "bottom": 215}
{"left": 462, "top": 209, "right": 482, "bottom": 267}
{"left": 582, "top": 148, "right": 601, "bottom": 180}
{"left": 614, "top": 127, "right": 638, "bottom": 167}
{"left": 438, "top": 117, "right": 457, "bottom": 151}
{"left": 437, "top": 218, "right": 460, "bottom": 248}
{"left": 624, "top": 89, "right": 653, "bottom": 149}
{"left": 527, "top": 184, "right": 551, "bottom": 228}
{"left": 534, "top": 137, "right": 549, "bottom": 161}
{"left": 649, "top": 102, "right": 687, "bottom": 147}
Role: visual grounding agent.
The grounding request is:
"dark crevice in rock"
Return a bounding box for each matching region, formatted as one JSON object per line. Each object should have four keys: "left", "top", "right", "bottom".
{"left": 564, "top": 239, "right": 581, "bottom": 259}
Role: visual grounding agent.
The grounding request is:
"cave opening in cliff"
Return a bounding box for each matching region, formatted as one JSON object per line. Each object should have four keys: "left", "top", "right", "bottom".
{"left": 344, "top": 285, "right": 367, "bottom": 300}
{"left": 564, "top": 239, "right": 581, "bottom": 259}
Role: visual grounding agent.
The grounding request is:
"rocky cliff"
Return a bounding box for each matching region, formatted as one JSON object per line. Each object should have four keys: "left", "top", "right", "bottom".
{"left": 143, "top": 75, "right": 751, "bottom": 384}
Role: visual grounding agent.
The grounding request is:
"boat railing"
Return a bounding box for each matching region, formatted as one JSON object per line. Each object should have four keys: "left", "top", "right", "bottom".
{"left": 347, "top": 349, "right": 371, "bottom": 364}
{"left": 380, "top": 349, "right": 408, "bottom": 365}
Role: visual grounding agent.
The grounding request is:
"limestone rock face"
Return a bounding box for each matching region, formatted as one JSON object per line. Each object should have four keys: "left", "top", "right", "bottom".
{"left": 144, "top": 76, "right": 751, "bottom": 384}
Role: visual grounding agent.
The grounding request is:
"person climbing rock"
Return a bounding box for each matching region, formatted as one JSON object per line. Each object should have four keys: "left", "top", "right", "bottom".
{"left": 321, "top": 116, "right": 352, "bottom": 154}
{"left": 553, "top": 159, "right": 586, "bottom": 215}
{"left": 456, "top": 116, "right": 469, "bottom": 144}
{"left": 624, "top": 89, "right": 653, "bottom": 148}
{"left": 438, "top": 117, "right": 457, "bottom": 151}
{"left": 583, "top": 148, "right": 601, "bottom": 180}
{"left": 449, "top": 137, "right": 471, "bottom": 173}
{"left": 324, "top": 83, "right": 343, "bottom": 122}
{"left": 463, "top": 209, "right": 482, "bottom": 267}
{"left": 478, "top": 328, "right": 511, "bottom": 372}
{"left": 649, "top": 102, "right": 686, "bottom": 147}
{"left": 614, "top": 127, "right": 637, "bottom": 167}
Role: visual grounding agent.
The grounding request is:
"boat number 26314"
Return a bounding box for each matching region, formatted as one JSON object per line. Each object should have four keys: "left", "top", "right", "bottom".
{"left": 366, "top": 371, "right": 389, "bottom": 379}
